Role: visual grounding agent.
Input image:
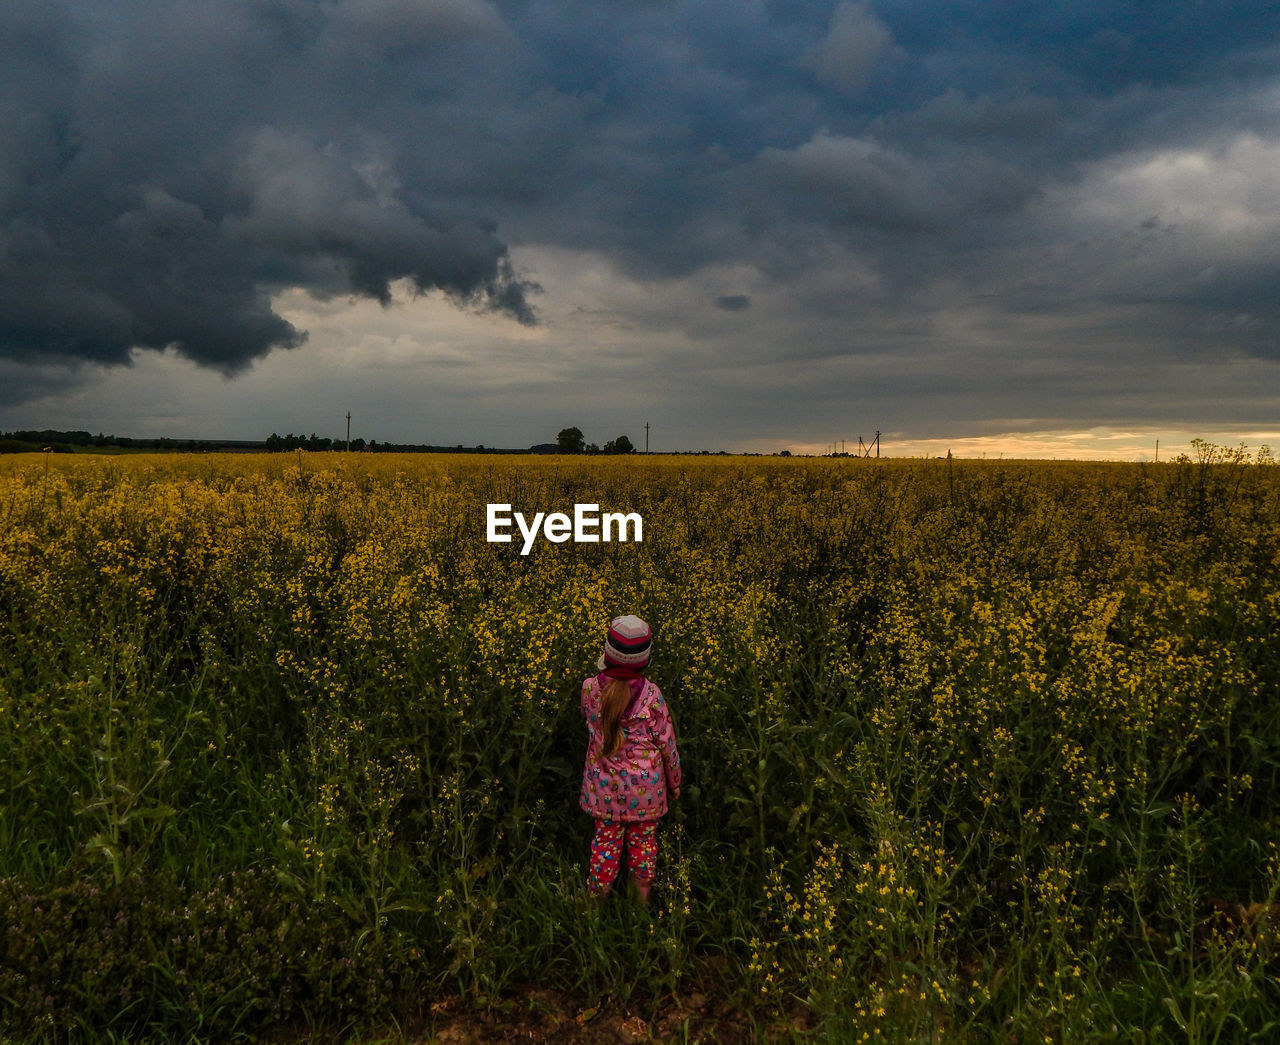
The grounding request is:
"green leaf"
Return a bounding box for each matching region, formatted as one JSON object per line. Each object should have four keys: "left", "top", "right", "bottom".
{"left": 121, "top": 803, "right": 177, "bottom": 824}
{"left": 382, "top": 900, "right": 431, "bottom": 914}
{"left": 84, "top": 834, "right": 122, "bottom": 864}
{"left": 1163, "top": 996, "right": 1188, "bottom": 1032}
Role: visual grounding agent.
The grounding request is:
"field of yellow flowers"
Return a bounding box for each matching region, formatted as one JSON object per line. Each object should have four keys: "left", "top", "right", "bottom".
{"left": 1, "top": 447, "right": 1278, "bottom": 1042}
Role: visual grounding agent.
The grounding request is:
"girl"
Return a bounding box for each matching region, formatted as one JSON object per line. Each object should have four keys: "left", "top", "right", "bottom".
{"left": 579, "top": 615, "right": 682, "bottom": 902}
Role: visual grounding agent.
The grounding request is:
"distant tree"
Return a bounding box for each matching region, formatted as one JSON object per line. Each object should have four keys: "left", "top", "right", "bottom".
{"left": 602, "top": 435, "right": 634, "bottom": 454}
{"left": 557, "top": 427, "right": 585, "bottom": 454}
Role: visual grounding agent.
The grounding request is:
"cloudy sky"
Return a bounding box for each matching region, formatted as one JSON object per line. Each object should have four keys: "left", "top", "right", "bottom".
{"left": 3, "top": 0, "right": 1280, "bottom": 457}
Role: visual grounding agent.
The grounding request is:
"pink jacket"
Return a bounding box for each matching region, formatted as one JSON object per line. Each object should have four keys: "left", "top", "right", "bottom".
{"left": 579, "top": 674, "right": 682, "bottom": 822}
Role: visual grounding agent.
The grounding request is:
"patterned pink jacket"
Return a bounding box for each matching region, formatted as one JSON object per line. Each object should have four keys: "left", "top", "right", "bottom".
{"left": 579, "top": 674, "right": 682, "bottom": 822}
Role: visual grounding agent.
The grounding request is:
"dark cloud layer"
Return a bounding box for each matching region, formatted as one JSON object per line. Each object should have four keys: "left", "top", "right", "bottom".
{"left": 0, "top": 0, "right": 535, "bottom": 375}
{"left": 4, "top": 0, "right": 1280, "bottom": 428}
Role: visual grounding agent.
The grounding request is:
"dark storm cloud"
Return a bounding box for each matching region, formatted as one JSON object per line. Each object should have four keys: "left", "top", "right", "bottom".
{"left": 494, "top": 0, "right": 1280, "bottom": 316}
{"left": 0, "top": 0, "right": 534, "bottom": 378}
{"left": 6, "top": 0, "right": 1280, "bottom": 418}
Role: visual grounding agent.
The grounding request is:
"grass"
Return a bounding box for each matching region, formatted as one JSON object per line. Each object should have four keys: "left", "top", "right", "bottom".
{"left": 0, "top": 446, "right": 1278, "bottom": 1042}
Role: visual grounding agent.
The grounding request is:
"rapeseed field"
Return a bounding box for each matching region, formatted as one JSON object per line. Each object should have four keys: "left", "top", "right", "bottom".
{"left": 1, "top": 448, "right": 1277, "bottom": 1042}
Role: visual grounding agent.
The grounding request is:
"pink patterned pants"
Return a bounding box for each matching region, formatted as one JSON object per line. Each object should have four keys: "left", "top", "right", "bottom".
{"left": 587, "top": 819, "right": 658, "bottom": 894}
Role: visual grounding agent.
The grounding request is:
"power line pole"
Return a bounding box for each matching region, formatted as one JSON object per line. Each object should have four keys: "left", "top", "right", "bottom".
{"left": 346, "top": 411, "right": 351, "bottom": 452}
{"left": 645, "top": 421, "right": 650, "bottom": 453}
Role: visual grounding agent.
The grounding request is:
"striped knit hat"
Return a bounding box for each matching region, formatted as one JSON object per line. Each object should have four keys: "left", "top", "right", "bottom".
{"left": 596, "top": 614, "right": 652, "bottom": 671}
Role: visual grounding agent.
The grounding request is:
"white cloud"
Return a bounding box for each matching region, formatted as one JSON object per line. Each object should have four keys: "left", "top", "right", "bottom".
{"left": 1064, "top": 133, "right": 1280, "bottom": 240}
{"left": 802, "top": 2, "right": 893, "bottom": 96}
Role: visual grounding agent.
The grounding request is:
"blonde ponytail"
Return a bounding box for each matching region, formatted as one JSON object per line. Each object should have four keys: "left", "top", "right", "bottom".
{"left": 599, "top": 678, "right": 633, "bottom": 757}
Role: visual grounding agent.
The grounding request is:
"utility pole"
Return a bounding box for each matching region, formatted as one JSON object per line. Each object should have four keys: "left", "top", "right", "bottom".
{"left": 645, "top": 421, "right": 650, "bottom": 453}
{"left": 346, "top": 411, "right": 351, "bottom": 452}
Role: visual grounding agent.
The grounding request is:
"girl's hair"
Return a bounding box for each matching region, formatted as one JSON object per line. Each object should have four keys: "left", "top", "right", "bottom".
{"left": 599, "top": 678, "right": 633, "bottom": 757}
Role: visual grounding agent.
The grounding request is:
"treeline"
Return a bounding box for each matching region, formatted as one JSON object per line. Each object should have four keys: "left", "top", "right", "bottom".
{"left": 553, "top": 426, "right": 635, "bottom": 454}
{"left": 264, "top": 433, "right": 525, "bottom": 453}
{"left": 0, "top": 430, "right": 261, "bottom": 454}
{"left": 0, "top": 430, "right": 520, "bottom": 456}
{"left": 265, "top": 432, "right": 343, "bottom": 452}
{"left": 5, "top": 428, "right": 661, "bottom": 456}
